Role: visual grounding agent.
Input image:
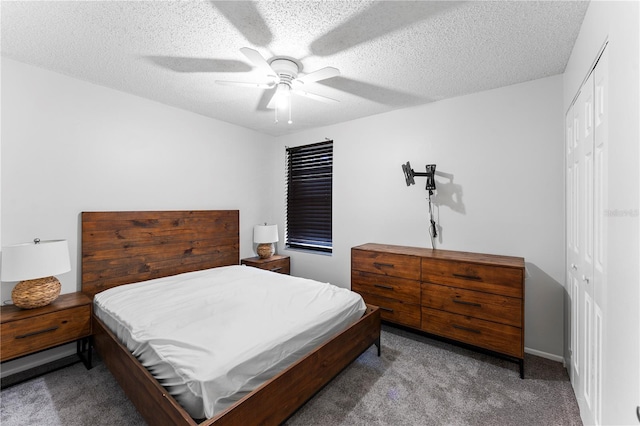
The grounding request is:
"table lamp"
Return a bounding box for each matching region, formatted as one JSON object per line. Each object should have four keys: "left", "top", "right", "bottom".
{"left": 1, "top": 238, "right": 71, "bottom": 309}
{"left": 254, "top": 224, "right": 279, "bottom": 259}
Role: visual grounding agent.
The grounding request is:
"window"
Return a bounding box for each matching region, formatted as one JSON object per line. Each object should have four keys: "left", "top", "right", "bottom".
{"left": 285, "top": 140, "right": 333, "bottom": 253}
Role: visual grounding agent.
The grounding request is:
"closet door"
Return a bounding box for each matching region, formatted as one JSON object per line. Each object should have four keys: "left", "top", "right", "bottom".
{"left": 566, "top": 87, "right": 580, "bottom": 390}
{"left": 566, "top": 45, "right": 607, "bottom": 426}
{"left": 568, "top": 71, "right": 594, "bottom": 412}
{"left": 579, "top": 70, "right": 596, "bottom": 416}
{"left": 591, "top": 47, "right": 608, "bottom": 425}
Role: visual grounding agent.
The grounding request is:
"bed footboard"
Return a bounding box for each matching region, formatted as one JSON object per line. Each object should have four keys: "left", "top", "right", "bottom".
{"left": 93, "top": 305, "right": 381, "bottom": 426}
{"left": 92, "top": 316, "right": 198, "bottom": 425}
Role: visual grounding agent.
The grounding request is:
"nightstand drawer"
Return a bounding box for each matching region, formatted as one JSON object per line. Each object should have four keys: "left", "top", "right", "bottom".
{"left": 1, "top": 305, "right": 91, "bottom": 361}
{"left": 260, "top": 257, "right": 290, "bottom": 274}
{"left": 241, "top": 255, "right": 290, "bottom": 275}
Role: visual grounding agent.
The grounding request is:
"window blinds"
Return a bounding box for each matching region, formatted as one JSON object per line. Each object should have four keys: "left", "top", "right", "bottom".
{"left": 285, "top": 140, "right": 333, "bottom": 253}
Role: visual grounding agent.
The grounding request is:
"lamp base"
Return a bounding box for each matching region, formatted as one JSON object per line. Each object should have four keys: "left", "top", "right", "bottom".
{"left": 11, "top": 276, "right": 61, "bottom": 309}
{"left": 257, "top": 243, "right": 275, "bottom": 259}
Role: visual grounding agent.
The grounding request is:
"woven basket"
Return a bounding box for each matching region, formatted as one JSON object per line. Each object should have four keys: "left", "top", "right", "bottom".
{"left": 12, "top": 276, "right": 61, "bottom": 309}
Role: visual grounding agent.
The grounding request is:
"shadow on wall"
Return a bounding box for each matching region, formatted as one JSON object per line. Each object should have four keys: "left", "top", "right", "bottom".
{"left": 432, "top": 171, "right": 465, "bottom": 215}
{"left": 524, "top": 262, "right": 565, "bottom": 357}
{"left": 424, "top": 171, "right": 464, "bottom": 244}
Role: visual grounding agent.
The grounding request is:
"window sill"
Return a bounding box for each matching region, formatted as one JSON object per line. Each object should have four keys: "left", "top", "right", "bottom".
{"left": 283, "top": 247, "right": 333, "bottom": 257}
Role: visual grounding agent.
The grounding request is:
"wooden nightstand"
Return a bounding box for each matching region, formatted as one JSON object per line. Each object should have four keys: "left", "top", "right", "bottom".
{"left": 241, "top": 255, "right": 290, "bottom": 275}
{"left": 1, "top": 292, "right": 92, "bottom": 368}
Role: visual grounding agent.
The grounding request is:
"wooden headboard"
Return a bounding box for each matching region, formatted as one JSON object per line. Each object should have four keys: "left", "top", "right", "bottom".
{"left": 81, "top": 210, "right": 239, "bottom": 298}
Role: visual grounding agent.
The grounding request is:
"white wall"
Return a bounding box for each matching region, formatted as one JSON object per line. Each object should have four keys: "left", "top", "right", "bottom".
{"left": 0, "top": 56, "right": 3, "bottom": 258}
{"left": 0, "top": 58, "right": 274, "bottom": 375}
{"left": 272, "top": 75, "right": 566, "bottom": 359}
{"left": 563, "top": 1, "right": 639, "bottom": 425}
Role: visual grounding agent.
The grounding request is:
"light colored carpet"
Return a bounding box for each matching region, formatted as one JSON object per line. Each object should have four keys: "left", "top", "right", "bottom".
{"left": 1, "top": 325, "right": 581, "bottom": 425}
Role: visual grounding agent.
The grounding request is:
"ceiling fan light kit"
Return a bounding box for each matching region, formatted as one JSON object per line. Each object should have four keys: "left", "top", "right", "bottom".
{"left": 271, "top": 58, "right": 298, "bottom": 124}
{"left": 216, "top": 47, "right": 340, "bottom": 125}
{"left": 274, "top": 84, "right": 292, "bottom": 124}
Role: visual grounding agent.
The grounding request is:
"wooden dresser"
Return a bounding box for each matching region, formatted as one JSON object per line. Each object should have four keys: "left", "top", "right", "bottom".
{"left": 352, "top": 243, "right": 525, "bottom": 377}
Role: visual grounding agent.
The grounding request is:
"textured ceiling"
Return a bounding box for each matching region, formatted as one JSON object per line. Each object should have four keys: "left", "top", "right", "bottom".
{"left": 1, "top": 1, "right": 589, "bottom": 137}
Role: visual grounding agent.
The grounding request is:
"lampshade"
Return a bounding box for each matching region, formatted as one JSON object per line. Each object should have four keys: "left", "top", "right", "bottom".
{"left": 1, "top": 239, "right": 71, "bottom": 282}
{"left": 253, "top": 224, "right": 279, "bottom": 244}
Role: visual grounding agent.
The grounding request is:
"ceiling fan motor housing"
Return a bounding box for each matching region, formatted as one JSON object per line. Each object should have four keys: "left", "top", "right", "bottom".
{"left": 270, "top": 58, "right": 298, "bottom": 87}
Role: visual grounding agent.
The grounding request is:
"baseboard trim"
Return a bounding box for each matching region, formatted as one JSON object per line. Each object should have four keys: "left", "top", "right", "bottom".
{"left": 524, "top": 347, "right": 564, "bottom": 363}
{"left": 0, "top": 345, "right": 76, "bottom": 379}
{"left": 1, "top": 354, "right": 80, "bottom": 389}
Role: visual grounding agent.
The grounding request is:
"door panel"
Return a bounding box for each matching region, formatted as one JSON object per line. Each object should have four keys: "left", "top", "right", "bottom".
{"left": 591, "top": 46, "right": 608, "bottom": 426}
{"left": 566, "top": 45, "right": 608, "bottom": 426}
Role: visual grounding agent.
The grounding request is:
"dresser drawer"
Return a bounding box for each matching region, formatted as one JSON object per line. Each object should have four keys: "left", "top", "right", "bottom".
{"left": 1, "top": 305, "right": 91, "bottom": 361}
{"left": 352, "top": 249, "right": 420, "bottom": 280}
{"left": 422, "top": 307, "right": 523, "bottom": 358}
{"left": 358, "top": 292, "right": 421, "bottom": 328}
{"left": 422, "top": 258, "right": 523, "bottom": 298}
{"left": 352, "top": 271, "right": 420, "bottom": 304}
{"left": 421, "top": 283, "right": 522, "bottom": 327}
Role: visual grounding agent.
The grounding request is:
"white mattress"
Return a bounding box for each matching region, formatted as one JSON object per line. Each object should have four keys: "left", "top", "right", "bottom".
{"left": 94, "top": 264, "right": 366, "bottom": 419}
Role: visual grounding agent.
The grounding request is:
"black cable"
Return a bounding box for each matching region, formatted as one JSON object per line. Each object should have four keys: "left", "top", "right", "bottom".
{"left": 427, "top": 190, "right": 437, "bottom": 248}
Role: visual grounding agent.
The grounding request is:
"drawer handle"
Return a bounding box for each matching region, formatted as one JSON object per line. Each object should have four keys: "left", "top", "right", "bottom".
{"left": 452, "top": 273, "right": 482, "bottom": 281}
{"left": 373, "top": 262, "right": 395, "bottom": 269}
{"left": 374, "top": 284, "right": 394, "bottom": 290}
{"left": 379, "top": 306, "right": 394, "bottom": 313}
{"left": 270, "top": 267, "right": 282, "bottom": 272}
{"left": 452, "top": 299, "right": 482, "bottom": 308}
{"left": 452, "top": 324, "right": 481, "bottom": 334}
{"left": 15, "top": 326, "right": 59, "bottom": 339}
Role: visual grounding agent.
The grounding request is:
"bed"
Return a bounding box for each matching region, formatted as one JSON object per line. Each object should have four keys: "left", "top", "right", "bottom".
{"left": 81, "top": 210, "right": 381, "bottom": 425}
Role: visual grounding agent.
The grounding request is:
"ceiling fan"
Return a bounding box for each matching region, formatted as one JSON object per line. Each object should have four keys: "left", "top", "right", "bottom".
{"left": 146, "top": 2, "right": 443, "bottom": 124}
{"left": 215, "top": 47, "right": 340, "bottom": 123}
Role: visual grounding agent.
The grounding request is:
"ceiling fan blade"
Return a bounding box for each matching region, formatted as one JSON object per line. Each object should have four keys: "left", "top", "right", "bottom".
{"left": 240, "top": 47, "right": 278, "bottom": 80}
{"left": 291, "top": 88, "right": 340, "bottom": 104}
{"left": 297, "top": 67, "right": 340, "bottom": 84}
{"left": 310, "top": 1, "right": 462, "bottom": 57}
{"left": 210, "top": 1, "right": 272, "bottom": 47}
{"left": 216, "top": 80, "right": 276, "bottom": 89}
{"left": 257, "top": 87, "right": 278, "bottom": 111}
{"left": 144, "top": 56, "right": 252, "bottom": 73}
{"left": 266, "top": 92, "right": 279, "bottom": 110}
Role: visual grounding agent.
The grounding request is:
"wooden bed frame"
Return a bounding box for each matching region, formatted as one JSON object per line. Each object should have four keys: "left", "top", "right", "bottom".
{"left": 81, "top": 210, "right": 381, "bottom": 425}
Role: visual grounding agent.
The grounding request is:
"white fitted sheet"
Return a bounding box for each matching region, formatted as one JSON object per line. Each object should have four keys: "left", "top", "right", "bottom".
{"left": 94, "top": 265, "right": 366, "bottom": 419}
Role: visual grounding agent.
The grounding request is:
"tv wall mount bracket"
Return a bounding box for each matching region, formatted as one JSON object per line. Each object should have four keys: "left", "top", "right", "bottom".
{"left": 402, "top": 161, "right": 436, "bottom": 192}
{"left": 402, "top": 161, "right": 438, "bottom": 239}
